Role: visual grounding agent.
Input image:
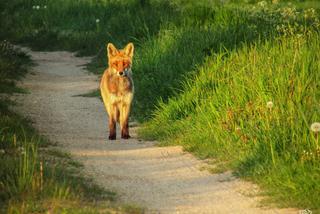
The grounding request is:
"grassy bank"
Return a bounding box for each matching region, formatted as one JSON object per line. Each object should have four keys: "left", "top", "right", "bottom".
{"left": 0, "top": 42, "right": 141, "bottom": 213}
{"left": 140, "top": 32, "right": 320, "bottom": 209}
{"left": 139, "top": 4, "right": 320, "bottom": 211}
{"left": 1, "top": 0, "right": 319, "bottom": 211}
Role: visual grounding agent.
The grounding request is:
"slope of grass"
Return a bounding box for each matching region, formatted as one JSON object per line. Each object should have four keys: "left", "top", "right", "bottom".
{"left": 140, "top": 17, "right": 320, "bottom": 213}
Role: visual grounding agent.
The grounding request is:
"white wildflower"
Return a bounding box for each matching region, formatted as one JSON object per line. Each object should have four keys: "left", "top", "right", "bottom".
{"left": 0, "top": 149, "right": 5, "bottom": 155}
{"left": 44, "top": 5, "right": 47, "bottom": 9}
{"left": 32, "top": 5, "right": 36, "bottom": 9}
{"left": 266, "top": 101, "right": 274, "bottom": 109}
{"left": 36, "top": 5, "right": 40, "bottom": 10}
{"left": 310, "top": 122, "right": 320, "bottom": 133}
{"left": 96, "top": 19, "right": 100, "bottom": 23}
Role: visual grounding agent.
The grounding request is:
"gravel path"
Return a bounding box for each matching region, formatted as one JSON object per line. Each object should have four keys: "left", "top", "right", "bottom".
{"left": 13, "top": 49, "right": 296, "bottom": 214}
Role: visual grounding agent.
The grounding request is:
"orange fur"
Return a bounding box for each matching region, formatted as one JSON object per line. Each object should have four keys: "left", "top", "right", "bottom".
{"left": 100, "top": 43, "right": 134, "bottom": 140}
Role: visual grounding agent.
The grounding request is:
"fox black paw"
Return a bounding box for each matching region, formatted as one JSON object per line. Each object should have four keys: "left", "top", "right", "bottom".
{"left": 109, "top": 135, "right": 116, "bottom": 140}
{"left": 121, "top": 134, "right": 131, "bottom": 139}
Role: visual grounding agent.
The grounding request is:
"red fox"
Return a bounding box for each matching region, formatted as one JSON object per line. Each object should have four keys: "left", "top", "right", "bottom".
{"left": 100, "top": 43, "right": 134, "bottom": 140}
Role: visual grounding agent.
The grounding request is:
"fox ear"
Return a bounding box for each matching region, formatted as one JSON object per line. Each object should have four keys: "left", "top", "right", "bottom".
{"left": 107, "top": 43, "right": 118, "bottom": 58}
{"left": 124, "top": 43, "right": 134, "bottom": 58}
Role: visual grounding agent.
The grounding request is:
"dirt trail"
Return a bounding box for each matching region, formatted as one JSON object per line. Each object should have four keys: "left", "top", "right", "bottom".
{"left": 13, "top": 49, "right": 296, "bottom": 214}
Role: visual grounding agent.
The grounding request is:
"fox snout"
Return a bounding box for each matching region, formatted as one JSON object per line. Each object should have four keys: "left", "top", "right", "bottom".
{"left": 118, "top": 68, "right": 130, "bottom": 77}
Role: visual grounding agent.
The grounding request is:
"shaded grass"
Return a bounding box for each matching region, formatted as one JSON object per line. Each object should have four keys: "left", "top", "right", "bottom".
{"left": 0, "top": 41, "right": 32, "bottom": 94}
{"left": 0, "top": 0, "right": 180, "bottom": 55}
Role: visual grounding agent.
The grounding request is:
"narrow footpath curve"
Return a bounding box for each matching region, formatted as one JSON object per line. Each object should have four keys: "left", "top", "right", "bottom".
{"left": 13, "top": 49, "right": 296, "bottom": 214}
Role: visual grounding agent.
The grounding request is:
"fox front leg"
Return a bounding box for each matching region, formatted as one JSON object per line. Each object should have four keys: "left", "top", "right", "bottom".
{"left": 120, "top": 104, "right": 131, "bottom": 139}
{"left": 108, "top": 105, "right": 118, "bottom": 140}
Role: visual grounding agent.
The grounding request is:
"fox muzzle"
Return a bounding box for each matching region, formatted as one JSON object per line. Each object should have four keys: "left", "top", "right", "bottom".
{"left": 118, "top": 68, "right": 130, "bottom": 77}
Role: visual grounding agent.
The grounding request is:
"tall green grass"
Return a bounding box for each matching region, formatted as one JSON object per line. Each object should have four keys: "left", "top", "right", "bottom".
{"left": 140, "top": 20, "right": 320, "bottom": 212}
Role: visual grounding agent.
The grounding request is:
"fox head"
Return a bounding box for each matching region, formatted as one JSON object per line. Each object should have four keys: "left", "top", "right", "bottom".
{"left": 107, "top": 43, "right": 134, "bottom": 77}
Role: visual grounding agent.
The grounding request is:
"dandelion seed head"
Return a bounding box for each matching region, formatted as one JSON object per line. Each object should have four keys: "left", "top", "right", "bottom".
{"left": 36, "top": 5, "right": 40, "bottom": 10}
{"left": 44, "top": 5, "right": 47, "bottom": 9}
{"left": 310, "top": 122, "right": 320, "bottom": 133}
{"left": 266, "top": 101, "right": 274, "bottom": 109}
{"left": 96, "top": 19, "right": 100, "bottom": 23}
{"left": 257, "top": 1, "right": 267, "bottom": 7}
{"left": 32, "top": 5, "right": 36, "bottom": 9}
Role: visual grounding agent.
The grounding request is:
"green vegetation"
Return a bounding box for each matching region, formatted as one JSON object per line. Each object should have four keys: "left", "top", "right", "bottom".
{"left": 1, "top": 0, "right": 319, "bottom": 211}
